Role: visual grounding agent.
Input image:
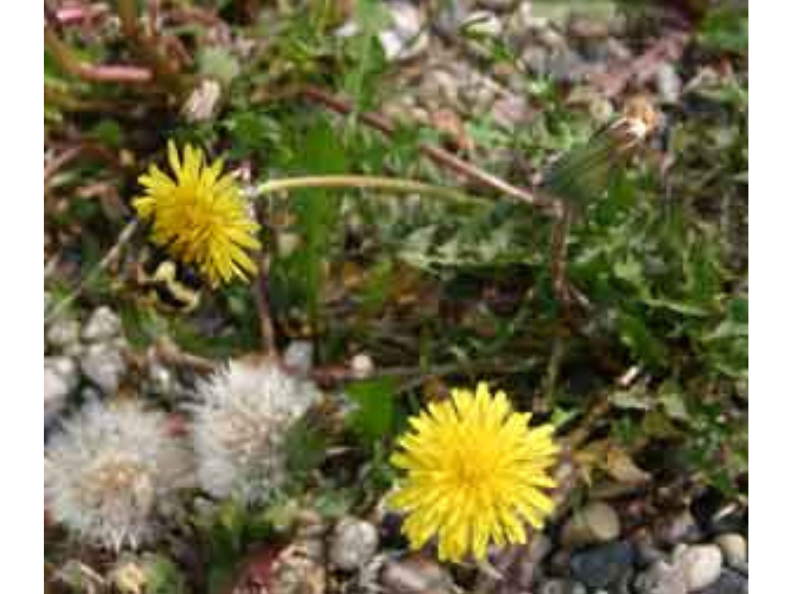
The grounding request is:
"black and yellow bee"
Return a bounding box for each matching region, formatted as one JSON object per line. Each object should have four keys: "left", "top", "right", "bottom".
{"left": 131, "top": 247, "right": 203, "bottom": 313}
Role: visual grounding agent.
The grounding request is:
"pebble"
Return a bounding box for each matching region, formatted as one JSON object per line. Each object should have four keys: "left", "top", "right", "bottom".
{"left": 419, "top": 69, "right": 462, "bottom": 106}
{"left": 328, "top": 517, "right": 379, "bottom": 571}
{"left": 81, "top": 306, "right": 122, "bottom": 343}
{"left": 698, "top": 568, "right": 748, "bottom": 594}
{"left": 545, "top": 48, "right": 587, "bottom": 84}
{"left": 561, "top": 502, "right": 621, "bottom": 549}
{"left": 44, "top": 356, "right": 79, "bottom": 423}
{"left": 380, "top": 556, "right": 454, "bottom": 594}
{"left": 655, "top": 62, "right": 683, "bottom": 104}
{"left": 80, "top": 343, "right": 126, "bottom": 394}
{"left": 491, "top": 94, "right": 531, "bottom": 127}
{"left": 656, "top": 509, "right": 702, "bottom": 547}
{"left": 350, "top": 353, "right": 374, "bottom": 379}
{"left": 714, "top": 534, "right": 747, "bottom": 573}
{"left": 436, "top": 0, "right": 471, "bottom": 36}
{"left": 283, "top": 341, "right": 314, "bottom": 374}
{"left": 521, "top": 46, "right": 550, "bottom": 76}
{"left": 46, "top": 319, "right": 81, "bottom": 350}
{"left": 633, "top": 530, "right": 665, "bottom": 568}
{"left": 634, "top": 560, "right": 687, "bottom": 594}
{"left": 378, "top": 1, "right": 429, "bottom": 62}
{"left": 539, "top": 579, "right": 587, "bottom": 594}
{"left": 674, "top": 544, "right": 723, "bottom": 592}
{"left": 570, "top": 541, "right": 635, "bottom": 590}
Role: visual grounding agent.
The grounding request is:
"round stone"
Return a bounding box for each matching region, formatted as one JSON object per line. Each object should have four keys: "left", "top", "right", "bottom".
{"left": 328, "top": 517, "right": 379, "bottom": 571}
{"left": 675, "top": 544, "right": 723, "bottom": 592}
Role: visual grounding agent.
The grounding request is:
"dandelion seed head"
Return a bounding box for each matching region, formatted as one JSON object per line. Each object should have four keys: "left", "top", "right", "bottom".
{"left": 190, "top": 358, "right": 320, "bottom": 504}
{"left": 45, "top": 399, "right": 193, "bottom": 551}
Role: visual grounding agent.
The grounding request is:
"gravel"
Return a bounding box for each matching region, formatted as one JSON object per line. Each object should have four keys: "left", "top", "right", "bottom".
{"left": 81, "top": 306, "right": 122, "bottom": 343}
{"left": 44, "top": 356, "right": 79, "bottom": 423}
{"left": 80, "top": 343, "right": 126, "bottom": 394}
{"left": 328, "top": 517, "right": 379, "bottom": 571}
{"left": 714, "top": 533, "right": 747, "bottom": 573}
{"left": 674, "top": 544, "right": 723, "bottom": 592}
{"left": 570, "top": 541, "right": 635, "bottom": 590}
{"left": 561, "top": 502, "right": 622, "bottom": 549}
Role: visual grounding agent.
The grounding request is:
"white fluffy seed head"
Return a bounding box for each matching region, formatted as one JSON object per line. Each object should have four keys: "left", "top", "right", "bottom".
{"left": 45, "top": 399, "right": 194, "bottom": 551}
{"left": 190, "top": 358, "right": 320, "bottom": 505}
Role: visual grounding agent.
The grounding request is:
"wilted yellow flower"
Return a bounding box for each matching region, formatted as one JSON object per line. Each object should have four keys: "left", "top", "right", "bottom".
{"left": 390, "top": 382, "right": 559, "bottom": 563}
{"left": 133, "top": 141, "right": 261, "bottom": 287}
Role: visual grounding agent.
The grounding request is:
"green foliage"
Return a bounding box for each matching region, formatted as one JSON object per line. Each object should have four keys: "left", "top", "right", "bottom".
{"left": 141, "top": 555, "right": 189, "bottom": 594}
{"left": 345, "top": 376, "right": 398, "bottom": 447}
{"left": 697, "top": 5, "right": 749, "bottom": 56}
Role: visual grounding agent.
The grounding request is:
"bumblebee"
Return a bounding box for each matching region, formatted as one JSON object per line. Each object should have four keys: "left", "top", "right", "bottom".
{"left": 131, "top": 247, "right": 203, "bottom": 313}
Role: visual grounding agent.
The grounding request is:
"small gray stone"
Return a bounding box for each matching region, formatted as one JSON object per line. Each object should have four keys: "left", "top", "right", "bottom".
{"left": 697, "top": 568, "right": 747, "bottom": 594}
{"left": 380, "top": 556, "right": 454, "bottom": 594}
{"left": 570, "top": 541, "right": 635, "bottom": 589}
{"left": 80, "top": 343, "right": 126, "bottom": 394}
{"left": 436, "top": 0, "right": 471, "bottom": 36}
{"left": 634, "top": 560, "right": 687, "bottom": 594}
{"left": 81, "top": 306, "right": 122, "bottom": 343}
{"left": 528, "top": 533, "right": 553, "bottom": 564}
{"left": 44, "top": 356, "right": 79, "bottom": 422}
{"left": 46, "top": 319, "right": 81, "bottom": 350}
{"left": 284, "top": 341, "right": 314, "bottom": 374}
{"left": 675, "top": 544, "right": 723, "bottom": 592}
{"left": 492, "top": 94, "right": 531, "bottom": 127}
{"left": 656, "top": 510, "right": 702, "bottom": 547}
{"left": 378, "top": 1, "right": 428, "bottom": 62}
{"left": 329, "top": 517, "right": 378, "bottom": 571}
{"left": 522, "top": 46, "right": 550, "bottom": 76}
{"left": 546, "top": 49, "right": 587, "bottom": 84}
{"left": 634, "top": 531, "right": 665, "bottom": 568}
{"left": 539, "top": 579, "right": 577, "bottom": 594}
{"left": 146, "top": 362, "right": 178, "bottom": 397}
{"left": 714, "top": 534, "right": 747, "bottom": 573}
{"left": 351, "top": 353, "right": 374, "bottom": 379}
{"left": 655, "top": 63, "right": 683, "bottom": 104}
{"left": 561, "top": 502, "right": 621, "bottom": 549}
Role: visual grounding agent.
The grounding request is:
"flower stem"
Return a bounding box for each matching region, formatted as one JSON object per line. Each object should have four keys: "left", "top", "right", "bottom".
{"left": 258, "top": 175, "right": 482, "bottom": 205}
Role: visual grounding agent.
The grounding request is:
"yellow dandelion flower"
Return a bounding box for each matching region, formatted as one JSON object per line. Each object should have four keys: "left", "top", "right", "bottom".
{"left": 390, "top": 382, "right": 559, "bottom": 563}
{"left": 133, "top": 141, "right": 261, "bottom": 287}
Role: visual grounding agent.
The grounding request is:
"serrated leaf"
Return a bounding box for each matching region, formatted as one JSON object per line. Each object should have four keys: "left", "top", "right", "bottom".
{"left": 617, "top": 313, "right": 668, "bottom": 369}
{"left": 658, "top": 381, "right": 690, "bottom": 422}
{"left": 345, "top": 376, "right": 396, "bottom": 446}
{"left": 610, "top": 383, "right": 652, "bottom": 411}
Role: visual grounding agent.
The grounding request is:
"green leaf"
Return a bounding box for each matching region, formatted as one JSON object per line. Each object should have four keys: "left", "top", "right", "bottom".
{"left": 611, "top": 383, "right": 652, "bottom": 411}
{"left": 288, "top": 118, "right": 348, "bottom": 324}
{"left": 658, "top": 381, "right": 690, "bottom": 422}
{"left": 143, "top": 555, "right": 189, "bottom": 594}
{"left": 698, "top": 6, "right": 748, "bottom": 56}
{"left": 345, "top": 376, "right": 397, "bottom": 446}
{"left": 617, "top": 312, "right": 668, "bottom": 369}
{"left": 284, "top": 415, "right": 328, "bottom": 478}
